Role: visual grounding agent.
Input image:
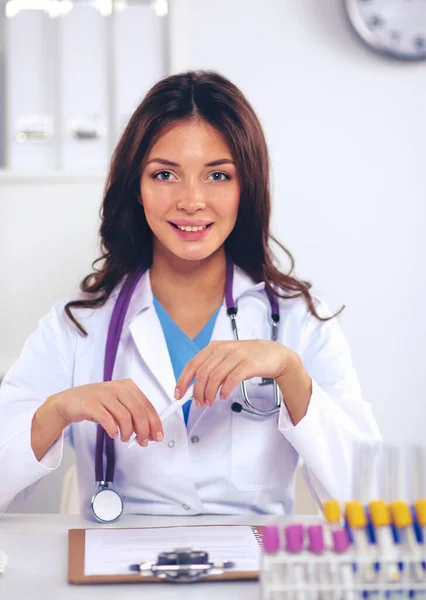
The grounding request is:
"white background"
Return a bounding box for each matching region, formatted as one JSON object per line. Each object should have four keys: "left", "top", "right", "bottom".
{"left": 1, "top": 0, "right": 425, "bottom": 512}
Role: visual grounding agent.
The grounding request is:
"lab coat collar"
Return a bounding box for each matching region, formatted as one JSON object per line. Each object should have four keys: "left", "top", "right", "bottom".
{"left": 124, "top": 263, "right": 265, "bottom": 406}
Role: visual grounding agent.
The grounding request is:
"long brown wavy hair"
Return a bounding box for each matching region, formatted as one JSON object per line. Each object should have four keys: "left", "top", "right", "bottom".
{"left": 65, "top": 70, "right": 342, "bottom": 335}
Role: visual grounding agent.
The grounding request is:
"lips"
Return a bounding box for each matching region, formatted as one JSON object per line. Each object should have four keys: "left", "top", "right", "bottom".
{"left": 169, "top": 219, "right": 213, "bottom": 226}
{"left": 168, "top": 222, "right": 213, "bottom": 241}
{"left": 171, "top": 223, "right": 212, "bottom": 232}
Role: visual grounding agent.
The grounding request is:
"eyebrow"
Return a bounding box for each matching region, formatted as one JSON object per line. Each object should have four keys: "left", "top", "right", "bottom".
{"left": 145, "top": 158, "right": 235, "bottom": 168}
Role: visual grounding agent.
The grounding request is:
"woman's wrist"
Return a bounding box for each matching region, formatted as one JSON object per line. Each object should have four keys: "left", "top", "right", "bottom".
{"left": 275, "top": 351, "right": 312, "bottom": 425}
{"left": 31, "top": 394, "right": 69, "bottom": 462}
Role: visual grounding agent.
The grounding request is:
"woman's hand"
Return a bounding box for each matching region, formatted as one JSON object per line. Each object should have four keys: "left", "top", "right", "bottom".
{"left": 49, "top": 379, "right": 164, "bottom": 446}
{"left": 175, "top": 340, "right": 299, "bottom": 407}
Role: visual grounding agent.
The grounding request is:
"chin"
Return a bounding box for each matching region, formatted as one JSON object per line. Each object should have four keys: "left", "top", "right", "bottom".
{"left": 168, "top": 243, "right": 222, "bottom": 263}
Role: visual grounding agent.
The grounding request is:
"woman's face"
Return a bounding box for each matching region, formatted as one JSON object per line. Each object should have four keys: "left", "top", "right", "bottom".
{"left": 140, "top": 119, "right": 240, "bottom": 263}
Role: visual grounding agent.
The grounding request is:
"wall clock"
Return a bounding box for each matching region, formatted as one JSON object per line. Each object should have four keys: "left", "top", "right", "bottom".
{"left": 344, "top": 0, "right": 426, "bottom": 60}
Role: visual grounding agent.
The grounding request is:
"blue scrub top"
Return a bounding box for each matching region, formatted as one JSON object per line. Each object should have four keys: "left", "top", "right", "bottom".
{"left": 153, "top": 297, "right": 221, "bottom": 426}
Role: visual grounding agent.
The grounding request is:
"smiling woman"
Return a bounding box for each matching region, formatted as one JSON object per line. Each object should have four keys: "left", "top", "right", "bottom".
{"left": 63, "top": 70, "right": 327, "bottom": 334}
{"left": 140, "top": 120, "right": 240, "bottom": 263}
{"left": 0, "top": 70, "right": 381, "bottom": 521}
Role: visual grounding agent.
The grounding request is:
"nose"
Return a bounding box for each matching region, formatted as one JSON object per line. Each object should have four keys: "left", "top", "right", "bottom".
{"left": 176, "top": 181, "right": 206, "bottom": 213}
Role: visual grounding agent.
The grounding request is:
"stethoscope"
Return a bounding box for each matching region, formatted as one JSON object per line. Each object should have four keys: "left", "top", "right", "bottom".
{"left": 91, "top": 256, "right": 282, "bottom": 523}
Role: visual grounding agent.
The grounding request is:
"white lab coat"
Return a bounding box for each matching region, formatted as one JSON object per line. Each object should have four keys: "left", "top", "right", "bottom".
{"left": 0, "top": 266, "right": 381, "bottom": 518}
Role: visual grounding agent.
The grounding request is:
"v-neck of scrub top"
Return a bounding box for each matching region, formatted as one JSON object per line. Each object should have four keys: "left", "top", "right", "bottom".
{"left": 152, "top": 296, "right": 221, "bottom": 426}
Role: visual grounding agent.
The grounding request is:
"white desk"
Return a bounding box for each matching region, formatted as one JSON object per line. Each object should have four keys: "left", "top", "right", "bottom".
{"left": 0, "top": 513, "right": 317, "bottom": 600}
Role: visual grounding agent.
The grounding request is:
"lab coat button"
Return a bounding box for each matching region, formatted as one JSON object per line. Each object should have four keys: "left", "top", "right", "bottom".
{"left": 183, "top": 504, "right": 190, "bottom": 511}
{"left": 190, "top": 436, "right": 199, "bottom": 444}
{"left": 167, "top": 440, "right": 175, "bottom": 448}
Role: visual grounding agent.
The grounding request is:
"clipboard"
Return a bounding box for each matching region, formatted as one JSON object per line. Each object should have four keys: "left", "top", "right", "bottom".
{"left": 68, "top": 524, "right": 263, "bottom": 584}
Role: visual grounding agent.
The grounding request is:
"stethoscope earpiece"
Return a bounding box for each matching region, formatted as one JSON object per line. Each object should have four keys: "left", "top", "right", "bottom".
{"left": 231, "top": 402, "right": 243, "bottom": 413}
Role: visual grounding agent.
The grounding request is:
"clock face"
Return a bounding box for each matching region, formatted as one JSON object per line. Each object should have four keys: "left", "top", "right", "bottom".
{"left": 344, "top": 0, "right": 426, "bottom": 60}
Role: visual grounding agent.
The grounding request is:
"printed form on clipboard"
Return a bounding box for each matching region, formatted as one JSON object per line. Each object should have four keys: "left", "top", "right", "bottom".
{"left": 84, "top": 525, "right": 262, "bottom": 577}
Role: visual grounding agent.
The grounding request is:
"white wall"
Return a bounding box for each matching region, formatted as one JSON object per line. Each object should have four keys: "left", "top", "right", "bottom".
{"left": 1, "top": 0, "right": 426, "bottom": 512}
{"left": 192, "top": 0, "right": 426, "bottom": 443}
{"left": 0, "top": 178, "right": 103, "bottom": 374}
{"left": 0, "top": 178, "right": 103, "bottom": 513}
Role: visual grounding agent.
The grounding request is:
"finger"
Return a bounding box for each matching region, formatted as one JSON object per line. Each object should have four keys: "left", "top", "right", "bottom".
{"left": 175, "top": 344, "right": 217, "bottom": 399}
{"left": 123, "top": 380, "right": 163, "bottom": 443}
{"left": 118, "top": 379, "right": 164, "bottom": 446}
{"left": 193, "top": 351, "right": 231, "bottom": 406}
{"left": 203, "top": 355, "right": 241, "bottom": 406}
{"left": 90, "top": 405, "right": 118, "bottom": 440}
{"left": 102, "top": 396, "right": 134, "bottom": 442}
{"left": 115, "top": 380, "right": 149, "bottom": 442}
{"left": 143, "top": 400, "right": 164, "bottom": 442}
{"left": 220, "top": 363, "right": 256, "bottom": 400}
{"left": 191, "top": 351, "right": 225, "bottom": 407}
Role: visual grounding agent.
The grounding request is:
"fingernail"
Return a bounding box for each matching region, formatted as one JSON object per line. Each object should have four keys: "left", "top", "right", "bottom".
{"left": 156, "top": 432, "right": 164, "bottom": 442}
{"left": 141, "top": 439, "right": 149, "bottom": 447}
{"left": 174, "top": 388, "right": 181, "bottom": 399}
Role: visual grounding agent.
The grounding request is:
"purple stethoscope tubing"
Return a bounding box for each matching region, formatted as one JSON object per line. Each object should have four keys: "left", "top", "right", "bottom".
{"left": 95, "top": 267, "right": 146, "bottom": 485}
{"left": 92, "top": 257, "right": 281, "bottom": 519}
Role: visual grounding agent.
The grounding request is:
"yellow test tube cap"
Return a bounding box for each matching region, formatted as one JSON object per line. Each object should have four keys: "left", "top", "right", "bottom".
{"left": 414, "top": 499, "right": 426, "bottom": 526}
{"left": 390, "top": 501, "right": 412, "bottom": 528}
{"left": 323, "top": 500, "right": 341, "bottom": 523}
{"left": 368, "top": 500, "right": 390, "bottom": 527}
{"left": 345, "top": 501, "right": 367, "bottom": 528}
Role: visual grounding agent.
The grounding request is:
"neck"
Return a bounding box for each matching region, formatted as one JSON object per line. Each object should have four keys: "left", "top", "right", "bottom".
{"left": 150, "top": 247, "right": 227, "bottom": 311}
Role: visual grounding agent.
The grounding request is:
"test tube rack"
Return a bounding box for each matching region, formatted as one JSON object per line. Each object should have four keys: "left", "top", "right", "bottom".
{"left": 261, "top": 547, "right": 426, "bottom": 599}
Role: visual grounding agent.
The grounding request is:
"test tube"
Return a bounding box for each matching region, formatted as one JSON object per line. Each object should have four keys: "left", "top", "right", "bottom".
{"left": 414, "top": 500, "right": 426, "bottom": 577}
{"left": 307, "top": 525, "right": 331, "bottom": 599}
{"left": 332, "top": 530, "right": 354, "bottom": 600}
{"left": 263, "top": 525, "right": 281, "bottom": 589}
{"left": 390, "top": 501, "right": 425, "bottom": 583}
{"left": 284, "top": 524, "right": 306, "bottom": 600}
{"left": 404, "top": 444, "right": 426, "bottom": 558}
{"left": 414, "top": 500, "right": 426, "bottom": 546}
{"left": 369, "top": 500, "right": 400, "bottom": 583}
{"left": 345, "top": 501, "right": 376, "bottom": 583}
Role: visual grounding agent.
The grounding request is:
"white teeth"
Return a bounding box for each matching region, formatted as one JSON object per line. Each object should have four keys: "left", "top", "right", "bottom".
{"left": 176, "top": 225, "right": 208, "bottom": 232}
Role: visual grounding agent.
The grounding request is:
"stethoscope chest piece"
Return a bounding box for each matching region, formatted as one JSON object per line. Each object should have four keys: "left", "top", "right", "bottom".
{"left": 91, "top": 482, "right": 123, "bottom": 523}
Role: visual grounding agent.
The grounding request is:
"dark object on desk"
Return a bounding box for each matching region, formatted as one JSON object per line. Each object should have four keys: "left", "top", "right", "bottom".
{"left": 130, "top": 547, "right": 236, "bottom": 582}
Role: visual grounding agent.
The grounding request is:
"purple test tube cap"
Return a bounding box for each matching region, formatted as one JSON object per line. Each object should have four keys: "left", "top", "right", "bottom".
{"left": 307, "top": 524, "right": 325, "bottom": 553}
{"left": 332, "top": 529, "right": 350, "bottom": 553}
{"left": 263, "top": 525, "right": 280, "bottom": 554}
{"left": 284, "top": 524, "right": 304, "bottom": 553}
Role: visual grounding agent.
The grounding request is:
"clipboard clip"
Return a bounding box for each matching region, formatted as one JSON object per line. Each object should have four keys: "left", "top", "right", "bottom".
{"left": 129, "top": 547, "right": 235, "bottom": 582}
